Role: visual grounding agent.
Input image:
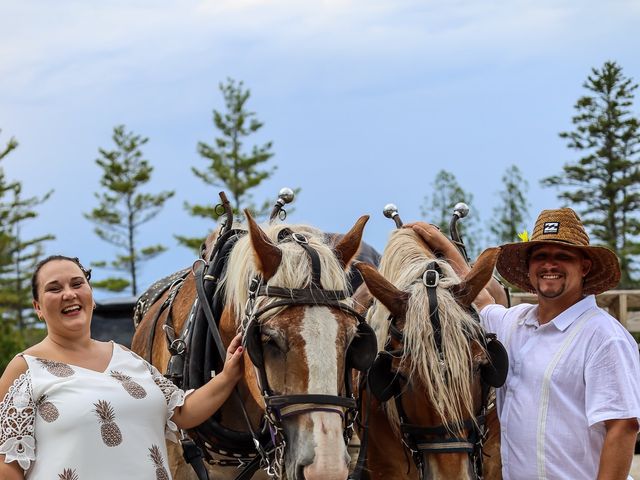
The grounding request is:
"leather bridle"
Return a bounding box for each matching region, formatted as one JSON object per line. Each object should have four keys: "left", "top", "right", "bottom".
{"left": 242, "top": 229, "right": 377, "bottom": 478}
{"left": 368, "top": 261, "right": 506, "bottom": 480}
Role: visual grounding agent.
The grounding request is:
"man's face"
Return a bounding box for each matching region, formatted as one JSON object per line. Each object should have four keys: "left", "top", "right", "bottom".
{"left": 528, "top": 244, "right": 592, "bottom": 300}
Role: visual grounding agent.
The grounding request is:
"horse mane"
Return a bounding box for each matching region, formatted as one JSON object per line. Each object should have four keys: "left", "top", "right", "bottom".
{"left": 219, "top": 222, "right": 351, "bottom": 329}
{"left": 367, "top": 228, "right": 485, "bottom": 433}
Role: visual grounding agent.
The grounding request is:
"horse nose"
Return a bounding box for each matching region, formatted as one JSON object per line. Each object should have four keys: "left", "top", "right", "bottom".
{"left": 303, "top": 460, "right": 348, "bottom": 480}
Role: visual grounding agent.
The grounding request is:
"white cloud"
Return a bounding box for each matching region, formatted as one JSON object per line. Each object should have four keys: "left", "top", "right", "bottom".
{"left": 3, "top": 0, "right": 634, "bottom": 101}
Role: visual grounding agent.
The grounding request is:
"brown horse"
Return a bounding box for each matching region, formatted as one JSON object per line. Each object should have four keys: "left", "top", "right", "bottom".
{"left": 132, "top": 211, "right": 375, "bottom": 480}
{"left": 353, "top": 226, "right": 505, "bottom": 480}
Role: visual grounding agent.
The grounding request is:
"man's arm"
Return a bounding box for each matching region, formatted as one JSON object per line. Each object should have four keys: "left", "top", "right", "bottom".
{"left": 597, "top": 417, "right": 638, "bottom": 480}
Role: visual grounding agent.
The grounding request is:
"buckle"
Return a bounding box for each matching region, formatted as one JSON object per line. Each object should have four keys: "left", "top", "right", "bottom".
{"left": 422, "top": 269, "right": 440, "bottom": 288}
{"left": 291, "top": 232, "right": 308, "bottom": 244}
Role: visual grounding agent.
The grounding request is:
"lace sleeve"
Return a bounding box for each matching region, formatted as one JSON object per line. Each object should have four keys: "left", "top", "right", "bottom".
{"left": 143, "top": 361, "right": 193, "bottom": 442}
{"left": 0, "top": 371, "right": 36, "bottom": 471}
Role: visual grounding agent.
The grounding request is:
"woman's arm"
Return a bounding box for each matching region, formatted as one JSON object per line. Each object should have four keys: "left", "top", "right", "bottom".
{"left": 0, "top": 459, "right": 25, "bottom": 480}
{"left": 171, "top": 334, "right": 244, "bottom": 429}
{"left": 0, "top": 357, "right": 29, "bottom": 480}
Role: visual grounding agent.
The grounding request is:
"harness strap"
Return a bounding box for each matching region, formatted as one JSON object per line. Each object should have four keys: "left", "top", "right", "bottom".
{"left": 180, "top": 437, "right": 209, "bottom": 480}
{"left": 145, "top": 277, "right": 186, "bottom": 364}
{"left": 278, "top": 229, "right": 323, "bottom": 288}
{"left": 348, "top": 375, "right": 372, "bottom": 480}
{"left": 265, "top": 394, "right": 357, "bottom": 412}
{"left": 193, "top": 259, "right": 268, "bottom": 465}
{"left": 416, "top": 440, "right": 475, "bottom": 454}
{"left": 424, "top": 261, "right": 443, "bottom": 353}
{"left": 278, "top": 404, "right": 345, "bottom": 419}
{"left": 193, "top": 260, "right": 228, "bottom": 361}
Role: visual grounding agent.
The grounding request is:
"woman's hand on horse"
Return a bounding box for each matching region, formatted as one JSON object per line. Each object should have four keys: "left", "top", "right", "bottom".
{"left": 223, "top": 333, "right": 244, "bottom": 382}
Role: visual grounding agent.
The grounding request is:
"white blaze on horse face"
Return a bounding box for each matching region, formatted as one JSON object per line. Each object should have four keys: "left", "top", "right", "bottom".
{"left": 301, "top": 307, "right": 340, "bottom": 394}
{"left": 299, "top": 307, "right": 349, "bottom": 480}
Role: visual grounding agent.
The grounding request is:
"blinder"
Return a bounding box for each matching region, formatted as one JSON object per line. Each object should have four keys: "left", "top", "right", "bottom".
{"left": 347, "top": 322, "right": 378, "bottom": 371}
{"left": 480, "top": 334, "right": 508, "bottom": 388}
{"left": 244, "top": 320, "right": 265, "bottom": 369}
{"left": 368, "top": 351, "right": 402, "bottom": 402}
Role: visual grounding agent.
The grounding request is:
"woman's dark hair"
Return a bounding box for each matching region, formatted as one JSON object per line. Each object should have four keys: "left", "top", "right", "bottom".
{"left": 31, "top": 255, "right": 92, "bottom": 301}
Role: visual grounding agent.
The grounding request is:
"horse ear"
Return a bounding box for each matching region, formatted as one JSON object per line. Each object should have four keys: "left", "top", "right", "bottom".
{"left": 352, "top": 283, "right": 374, "bottom": 315}
{"left": 451, "top": 247, "right": 500, "bottom": 307}
{"left": 245, "top": 209, "right": 282, "bottom": 281}
{"left": 353, "top": 262, "right": 409, "bottom": 319}
{"left": 334, "top": 215, "right": 369, "bottom": 269}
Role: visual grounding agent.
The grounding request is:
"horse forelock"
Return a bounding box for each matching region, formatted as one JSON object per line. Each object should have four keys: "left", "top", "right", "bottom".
{"left": 368, "top": 228, "right": 485, "bottom": 434}
{"left": 220, "top": 222, "right": 351, "bottom": 329}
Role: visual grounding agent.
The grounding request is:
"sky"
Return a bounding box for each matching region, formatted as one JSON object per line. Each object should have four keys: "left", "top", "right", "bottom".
{"left": 1, "top": 0, "right": 639, "bottom": 300}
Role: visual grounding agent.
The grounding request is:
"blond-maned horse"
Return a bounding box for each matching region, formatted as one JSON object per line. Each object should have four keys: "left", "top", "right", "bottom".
{"left": 354, "top": 226, "right": 505, "bottom": 480}
{"left": 132, "top": 212, "right": 376, "bottom": 480}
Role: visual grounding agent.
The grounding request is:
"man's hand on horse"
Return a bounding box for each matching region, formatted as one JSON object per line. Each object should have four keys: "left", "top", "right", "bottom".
{"left": 403, "top": 222, "right": 458, "bottom": 257}
{"left": 223, "top": 333, "right": 244, "bottom": 382}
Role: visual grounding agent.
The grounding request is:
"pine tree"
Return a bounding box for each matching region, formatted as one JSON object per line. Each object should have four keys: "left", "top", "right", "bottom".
{"left": 177, "top": 78, "right": 277, "bottom": 251}
{"left": 0, "top": 131, "right": 21, "bottom": 373}
{"left": 85, "top": 125, "right": 174, "bottom": 295}
{"left": 5, "top": 186, "right": 54, "bottom": 329}
{"left": 0, "top": 131, "right": 51, "bottom": 371}
{"left": 490, "top": 165, "right": 530, "bottom": 244}
{"left": 541, "top": 61, "right": 640, "bottom": 286}
{"left": 420, "top": 170, "right": 482, "bottom": 259}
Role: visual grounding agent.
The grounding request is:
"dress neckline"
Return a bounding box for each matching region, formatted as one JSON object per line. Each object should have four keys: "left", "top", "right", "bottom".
{"left": 23, "top": 341, "right": 117, "bottom": 374}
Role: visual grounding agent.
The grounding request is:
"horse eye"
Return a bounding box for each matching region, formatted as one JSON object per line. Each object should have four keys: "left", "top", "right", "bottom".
{"left": 261, "top": 333, "right": 287, "bottom": 353}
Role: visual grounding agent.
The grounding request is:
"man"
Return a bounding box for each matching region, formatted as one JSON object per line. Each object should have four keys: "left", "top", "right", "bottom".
{"left": 412, "top": 207, "right": 640, "bottom": 479}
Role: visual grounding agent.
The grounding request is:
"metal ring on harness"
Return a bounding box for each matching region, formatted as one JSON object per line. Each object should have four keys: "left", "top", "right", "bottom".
{"left": 192, "top": 258, "right": 206, "bottom": 275}
{"left": 215, "top": 203, "right": 226, "bottom": 216}
{"left": 291, "top": 232, "right": 308, "bottom": 244}
{"left": 170, "top": 338, "right": 187, "bottom": 356}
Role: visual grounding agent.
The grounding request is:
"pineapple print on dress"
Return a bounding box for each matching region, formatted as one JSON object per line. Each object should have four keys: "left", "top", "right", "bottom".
{"left": 36, "top": 358, "right": 74, "bottom": 377}
{"left": 36, "top": 394, "right": 59, "bottom": 422}
{"left": 149, "top": 444, "right": 170, "bottom": 480}
{"left": 58, "top": 468, "right": 79, "bottom": 480}
{"left": 110, "top": 370, "right": 147, "bottom": 399}
{"left": 94, "top": 400, "right": 123, "bottom": 446}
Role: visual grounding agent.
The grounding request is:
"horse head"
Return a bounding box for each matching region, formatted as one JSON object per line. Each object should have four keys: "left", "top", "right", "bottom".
{"left": 218, "top": 211, "right": 376, "bottom": 480}
{"left": 355, "top": 227, "right": 505, "bottom": 479}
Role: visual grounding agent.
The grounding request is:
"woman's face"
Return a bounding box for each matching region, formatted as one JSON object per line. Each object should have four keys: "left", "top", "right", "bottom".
{"left": 33, "top": 259, "right": 95, "bottom": 334}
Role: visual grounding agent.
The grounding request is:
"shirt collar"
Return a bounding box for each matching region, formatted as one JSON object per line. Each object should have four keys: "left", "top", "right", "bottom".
{"left": 551, "top": 295, "right": 596, "bottom": 331}
{"left": 520, "top": 295, "right": 596, "bottom": 331}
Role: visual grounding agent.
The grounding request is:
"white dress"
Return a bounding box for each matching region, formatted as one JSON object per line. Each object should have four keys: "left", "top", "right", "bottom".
{"left": 0, "top": 343, "right": 189, "bottom": 479}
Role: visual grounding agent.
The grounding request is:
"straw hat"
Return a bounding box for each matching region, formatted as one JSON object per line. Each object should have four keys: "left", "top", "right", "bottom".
{"left": 496, "top": 208, "right": 620, "bottom": 295}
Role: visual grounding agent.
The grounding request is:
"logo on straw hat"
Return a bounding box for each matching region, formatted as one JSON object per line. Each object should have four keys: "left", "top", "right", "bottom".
{"left": 543, "top": 222, "right": 559, "bottom": 234}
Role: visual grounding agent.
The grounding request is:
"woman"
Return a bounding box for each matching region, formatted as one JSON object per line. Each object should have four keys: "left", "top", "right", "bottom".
{"left": 0, "top": 255, "right": 244, "bottom": 479}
